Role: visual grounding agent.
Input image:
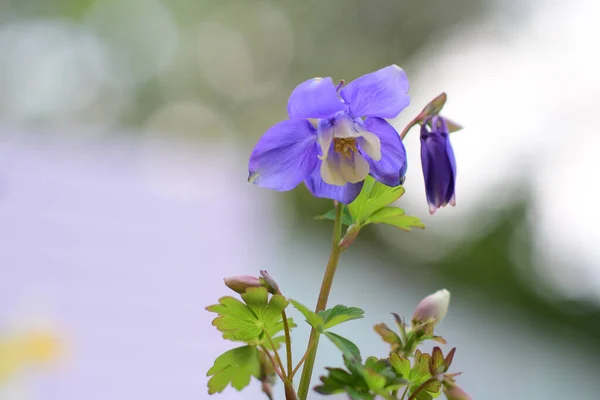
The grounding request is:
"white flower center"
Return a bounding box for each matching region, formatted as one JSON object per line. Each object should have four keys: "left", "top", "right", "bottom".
{"left": 318, "top": 117, "right": 382, "bottom": 186}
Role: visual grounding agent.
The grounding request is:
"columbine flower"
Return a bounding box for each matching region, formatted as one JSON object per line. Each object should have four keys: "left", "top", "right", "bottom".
{"left": 420, "top": 116, "right": 457, "bottom": 214}
{"left": 412, "top": 289, "right": 450, "bottom": 330}
{"left": 248, "top": 65, "right": 410, "bottom": 204}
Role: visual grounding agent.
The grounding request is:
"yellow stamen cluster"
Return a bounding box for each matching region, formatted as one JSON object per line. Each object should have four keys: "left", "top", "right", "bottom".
{"left": 333, "top": 138, "right": 357, "bottom": 159}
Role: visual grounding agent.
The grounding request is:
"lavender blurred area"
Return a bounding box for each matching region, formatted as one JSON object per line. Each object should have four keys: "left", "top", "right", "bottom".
{"left": 0, "top": 133, "right": 280, "bottom": 399}
{"left": 2, "top": 0, "right": 600, "bottom": 399}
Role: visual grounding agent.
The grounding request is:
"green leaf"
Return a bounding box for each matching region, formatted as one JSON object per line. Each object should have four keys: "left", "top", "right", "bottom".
{"left": 347, "top": 388, "right": 375, "bottom": 400}
{"left": 366, "top": 207, "right": 425, "bottom": 231}
{"left": 206, "top": 297, "right": 264, "bottom": 341}
{"left": 374, "top": 323, "right": 402, "bottom": 351}
{"left": 289, "top": 299, "right": 322, "bottom": 331}
{"left": 289, "top": 301, "right": 364, "bottom": 333}
{"left": 362, "top": 368, "right": 386, "bottom": 391}
{"left": 206, "top": 345, "right": 260, "bottom": 394}
{"left": 318, "top": 305, "right": 365, "bottom": 329}
{"left": 316, "top": 353, "right": 407, "bottom": 399}
{"left": 206, "top": 287, "right": 290, "bottom": 343}
{"left": 429, "top": 347, "right": 445, "bottom": 375}
{"left": 261, "top": 335, "right": 286, "bottom": 351}
{"left": 348, "top": 176, "right": 406, "bottom": 225}
{"left": 410, "top": 351, "right": 433, "bottom": 390}
{"left": 390, "top": 353, "right": 411, "bottom": 379}
{"left": 315, "top": 205, "right": 354, "bottom": 226}
{"left": 415, "top": 391, "right": 434, "bottom": 400}
{"left": 324, "top": 332, "right": 362, "bottom": 361}
{"left": 390, "top": 350, "right": 442, "bottom": 398}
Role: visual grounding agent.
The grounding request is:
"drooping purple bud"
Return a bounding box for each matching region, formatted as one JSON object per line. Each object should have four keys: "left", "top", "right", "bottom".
{"left": 223, "top": 275, "right": 262, "bottom": 294}
{"left": 443, "top": 382, "right": 473, "bottom": 400}
{"left": 420, "top": 116, "right": 457, "bottom": 214}
{"left": 412, "top": 289, "right": 450, "bottom": 329}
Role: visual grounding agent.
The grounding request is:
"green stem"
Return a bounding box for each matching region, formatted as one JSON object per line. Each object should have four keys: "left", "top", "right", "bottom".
{"left": 264, "top": 331, "right": 286, "bottom": 378}
{"left": 407, "top": 378, "right": 436, "bottom": 400}
{"left": 290, "top": 334, "right": 318, "bottom": 379}
{"left": 399, "top": 386, "right": 410, "bottom": 400}
{"left": 297, "top": 202, "right": 345, "bottom": 400}
{"left": 284, "top": 381, "right": 299, "bottom": 400}
{"left": 281, "top": 309, "right": 293, "bottom": 377}
{"left": 260, "top": 346, "right": 286, "bottom": 383}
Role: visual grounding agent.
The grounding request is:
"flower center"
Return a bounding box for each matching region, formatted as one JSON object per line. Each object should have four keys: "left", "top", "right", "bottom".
{"left": 333, "top": 138, "right": 357, "bottom": 159}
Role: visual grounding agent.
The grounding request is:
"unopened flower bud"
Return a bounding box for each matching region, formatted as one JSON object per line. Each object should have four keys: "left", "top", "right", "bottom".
{"left": 412, "top": 289, "right": 450, "bottom": 328}
{"left": 419, "top": 92, "right": 447, "bottom": 120}
{"left": 339, "top": 224, "right": 360, "bottom": 249}
{"left": 443, "top": 382, "right": 472, "bottom": 400}
{"left": 259, "top": 270, "right": 279, "bottom": 294}
{"left": 223, "top": 275, "right": 262, "bottom": 294}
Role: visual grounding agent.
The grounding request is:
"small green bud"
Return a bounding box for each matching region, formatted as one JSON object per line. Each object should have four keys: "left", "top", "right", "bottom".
{"left": 223, "top": 275, "right": 262, "bottom": 294}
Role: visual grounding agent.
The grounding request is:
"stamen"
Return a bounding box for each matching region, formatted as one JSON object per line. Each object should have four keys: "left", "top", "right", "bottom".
{"left": 335, "top": 79, "right": 345, "bottom": 92}
{"left": 333, "top": 138, "right": 357, "bottom": 159}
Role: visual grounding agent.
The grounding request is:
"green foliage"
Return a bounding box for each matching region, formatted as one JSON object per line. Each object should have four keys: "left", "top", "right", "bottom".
{"left": 206, "top": 287, "right": 300, "bottom": 395}
{"left": 348, "top": 176, "right": 406, "bottom": 226}
{"left": 390, "top": 350, "right": 442, "bottom": 398}
{"left": 289, "top": 299, "right": 322, "bottom": 330}
{"left": 206, "top": 345, "right": 261, "bottom": 394}
{"left": 315, "top": 205, "right": 354, "bottom": 226}
{"left": 318, "top": 305, "right": 365, "bottom": 329}
{"left": 315, "top": 334, "right": 407, "bottom": 399}
{"left": 374, "top": 313, "right": 448, "bottom": 357}
{"left": 290, "top": 300, "right": 364, "bottom": 332}
{"left": 366, "top": 207, "right": 425, "bottom": 232}
{"left": 315, "top": 177, "right": 424, "bottom": 237}
{"left": 206, "top": 287, "right": 295, "bottom": 346}
{"left": 324, "top": 332, "right": 361, "bottom": 361}
{"left": 373, "top": 322, "right": 403, "bottom": 352}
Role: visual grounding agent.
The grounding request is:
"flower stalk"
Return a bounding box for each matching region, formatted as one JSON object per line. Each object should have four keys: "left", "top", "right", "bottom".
{"left": 297, "top": 201, "right": 345, "bottom": 400}
{"left": 281, "top": 309, "right": 293, "bottom": 376}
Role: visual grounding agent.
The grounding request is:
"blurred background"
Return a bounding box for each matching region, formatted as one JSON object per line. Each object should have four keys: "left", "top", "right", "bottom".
{"left": 1, "top": 0, "right": 599, "bottom": 399}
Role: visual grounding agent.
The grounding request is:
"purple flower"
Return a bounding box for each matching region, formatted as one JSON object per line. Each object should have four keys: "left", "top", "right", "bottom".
{"left": 248, "top": 65, "right": 410, "bottom": 204}
{"left": 420, "top": 116, "right": 457, "bottom": 214}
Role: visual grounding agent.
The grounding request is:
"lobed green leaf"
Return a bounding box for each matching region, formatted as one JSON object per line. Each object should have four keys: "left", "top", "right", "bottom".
{"left": 207, "top": 287, "right": 292, "bottom": 344}
{"left": 206, "top": 345, "right": 260, "bottom": 394}
{"left": 315, "top": 205, "right": 354, "bottom": 226}
{"left": 366, "top": 207, "right": 425, "bottom": 231}
{"left": 348, "top": 177, "right": 406, "bottom": 225}
{"left": 318, "top": 305, "right": 365, "bottom": 330}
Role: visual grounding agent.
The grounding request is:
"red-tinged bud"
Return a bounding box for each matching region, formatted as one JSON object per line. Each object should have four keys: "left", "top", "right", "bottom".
{"left": 339, "top": 224, "right": 360, "bottom": 249}
{"left": 418, "top": 92, "right": 447, "bottom": 121}
{"left": 223, "top": 275, "right": 262, "bottom": 294}
{"left": 443, "top": 382, "right": 472, "bottom": 400}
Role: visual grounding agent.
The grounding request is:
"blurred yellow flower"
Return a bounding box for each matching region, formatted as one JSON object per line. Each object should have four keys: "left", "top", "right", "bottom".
{"left": 0, "top": 331, "right": 61, "bottom": 383}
